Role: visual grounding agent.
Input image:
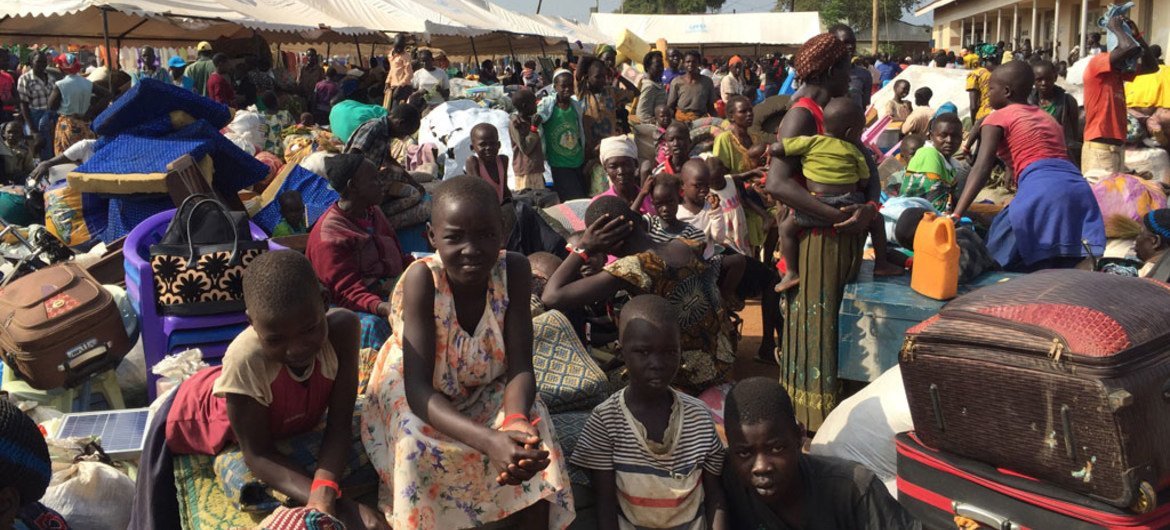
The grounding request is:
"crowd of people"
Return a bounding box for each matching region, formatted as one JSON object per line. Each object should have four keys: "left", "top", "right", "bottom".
{"left": 1, "top": 8, "right": 1170, "bottom": 530}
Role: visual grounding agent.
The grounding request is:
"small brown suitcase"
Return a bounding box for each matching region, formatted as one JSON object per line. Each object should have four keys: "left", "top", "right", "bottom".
{"left": 0, "top": 262, "right": 131, "bottom": 390}
{"left": 900, "top": 270, "right": 1170, "bottom": 513}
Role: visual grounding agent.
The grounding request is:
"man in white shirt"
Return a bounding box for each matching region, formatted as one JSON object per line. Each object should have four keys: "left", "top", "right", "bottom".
{"left": 411, "top": 49, "right": 449, "bottom": 106}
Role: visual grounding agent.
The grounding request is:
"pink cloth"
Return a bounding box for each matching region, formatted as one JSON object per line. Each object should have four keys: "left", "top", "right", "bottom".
{"left": 595, "top": 185, "right": 656, "bottom": 216}
{"left": 1090, "top": 173, "right": 1168, "bottom": 223}
{"left": 982, "top": 103, "right": 1069, "bottom": 178}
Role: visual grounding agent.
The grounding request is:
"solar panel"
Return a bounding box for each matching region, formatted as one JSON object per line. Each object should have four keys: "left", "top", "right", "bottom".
{"left": 54, "top": 408, "right": 151, "bottom": 459}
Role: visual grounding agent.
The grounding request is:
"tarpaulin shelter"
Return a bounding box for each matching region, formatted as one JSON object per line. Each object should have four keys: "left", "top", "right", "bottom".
{"left": 589, "top": 11, "right": 823, "bottom": 55}
{"left": 0, "top": 0, "right": 388, "bottom": 46}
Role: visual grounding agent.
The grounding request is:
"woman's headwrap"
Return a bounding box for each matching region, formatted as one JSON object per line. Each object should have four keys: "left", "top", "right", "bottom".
{"left": 935, "top": 102, "right": 958, "bottom": 117}
{"left": 1144, "top": 209, "right": 1170, "bottom": 240}
{"left": 729, "top": 55, "right": 743, "bottom": 66}
{"left": 324, "top": 152, "right": 367, "bottom": 194}
{"left": 793, "top": 33, "right": 848, "bottom": 80}
{"left": 596, "top": 44, "right": 616, "bottom": 58}
{"left": 55, "top": 53, "right": 81, "bottom": 75}
{"left": 599, "top": 136, "right": 637, "bottom": 163}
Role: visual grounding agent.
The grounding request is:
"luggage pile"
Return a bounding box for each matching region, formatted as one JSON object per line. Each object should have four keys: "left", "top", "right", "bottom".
{"left": 897, "top": 269, "right": 1170, "bottom": 528}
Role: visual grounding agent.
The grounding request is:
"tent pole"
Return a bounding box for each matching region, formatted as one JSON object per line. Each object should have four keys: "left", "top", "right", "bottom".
{"left": 506, "top": 34, "right": 518, "bottom": 68}
{"left": 101, "top": 7, "right": 114, "bottom": 92}
{"left": 354, "top": 36, "right": 363, "bottom": 68}
{"left": 326, "top": 42, "right": 331, "bottom": 61}
{"left": 470, "top": 37, "right": 480, "bottom": 67}
{"left": 539, "top": 39, "right": 548, "bottom": 59}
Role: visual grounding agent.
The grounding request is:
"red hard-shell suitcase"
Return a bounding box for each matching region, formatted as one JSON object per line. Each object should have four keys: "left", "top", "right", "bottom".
{"left": 897, "top": 432, "right": 1170, "bottom": 530}
{"left": 899, "top": 270, "right": 1170, "bottom": 512}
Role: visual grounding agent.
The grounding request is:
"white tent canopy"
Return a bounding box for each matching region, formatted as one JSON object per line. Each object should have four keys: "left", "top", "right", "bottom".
{"left": 589, "top": 11, "right": 822, "bottom": 48}
{"left": 0, "top": 0, "right": 388, "bottom": 45}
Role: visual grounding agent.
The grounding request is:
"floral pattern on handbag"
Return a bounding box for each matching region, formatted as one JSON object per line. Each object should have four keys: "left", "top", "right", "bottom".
{"left": 151, "top": 248, "right": 264, "bottom": 308}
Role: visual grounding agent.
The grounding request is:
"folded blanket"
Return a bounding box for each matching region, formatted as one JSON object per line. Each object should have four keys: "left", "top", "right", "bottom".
{"left": 212, "top": 413, "right": 376, "bottom": 513}
{"left": 93, "top": 77, "right": 231, "bottom": 137}
{"left": 70, "top": 120, "right": 267, "bottom": 197}
{"left": 251, "top": 165, "right": 337, "bottom": 234}
{"left": 173, "top": 453, "right": 265, "bottom": 530}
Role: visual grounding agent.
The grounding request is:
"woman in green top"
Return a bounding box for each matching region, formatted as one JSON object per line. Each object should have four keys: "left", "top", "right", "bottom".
{"left": 538, "top": 70, "right": 588, "bottom": 200}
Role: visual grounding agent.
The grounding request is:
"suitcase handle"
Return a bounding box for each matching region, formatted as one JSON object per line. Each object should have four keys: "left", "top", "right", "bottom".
{"left": 952, "top": 501, "right": 1021, "bottom": 530}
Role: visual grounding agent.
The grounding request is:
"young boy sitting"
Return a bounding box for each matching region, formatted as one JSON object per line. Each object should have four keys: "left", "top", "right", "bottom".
{"left": 509, "top": 88, "right": 547, "bottom": 191}
{"left": 772, "top": 98, "right": 902, "bottom": 291}
{"left": 721, "top": 377, "right": 921, "bottom": 530}
{"left": 899, "top": 113, "right": 963, "bottom": 212}
{"left": 464, "top": 122, "right": 510, "bottom": 204}
{"left": 130, "top": 251, "right": 382, "bottom": 530}
{"left": 272, "top": 189, "right": 308, "bottom": 237}
{"left": 571, "top": 294, "right": 729, "bottom": 530}
{"left": 642, "top": 172, "right": 707, "bottom": 245}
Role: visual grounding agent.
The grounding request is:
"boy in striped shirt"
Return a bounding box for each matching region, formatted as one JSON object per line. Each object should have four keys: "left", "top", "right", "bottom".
{"left": 571, "top": 294, "right": 729, "bottom": 530}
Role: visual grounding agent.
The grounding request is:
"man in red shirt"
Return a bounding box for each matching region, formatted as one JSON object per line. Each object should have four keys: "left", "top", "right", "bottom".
{"left": 206, "top": 53, "right": 236, "bottom": 107}
{"left": 1081, "top": 14, "right": 1158, "bottom": 180}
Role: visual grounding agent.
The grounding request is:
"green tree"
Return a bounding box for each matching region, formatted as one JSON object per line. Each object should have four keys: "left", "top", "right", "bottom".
{"left": 773, "top": 0, "right": 917, "bottom": 29}
{"left": 621, "top": 0, "right": 726, "bottom": 14}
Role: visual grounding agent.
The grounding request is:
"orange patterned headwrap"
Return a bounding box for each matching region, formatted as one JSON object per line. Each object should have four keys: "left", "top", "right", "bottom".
{"left": 793, "top": 33, "right": 848, "bottom": 80}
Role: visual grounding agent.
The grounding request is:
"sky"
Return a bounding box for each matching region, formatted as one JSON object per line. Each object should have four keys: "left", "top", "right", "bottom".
{"left": 492, "top": 0, "right": 932, "bottom": 25}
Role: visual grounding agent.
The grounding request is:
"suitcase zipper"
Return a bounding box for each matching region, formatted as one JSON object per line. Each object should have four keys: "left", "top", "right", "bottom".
{"left": 914, "top": 310, "right": 1170, "bottom": 374}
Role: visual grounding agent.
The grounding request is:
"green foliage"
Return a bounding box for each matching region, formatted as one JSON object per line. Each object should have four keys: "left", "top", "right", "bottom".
{"left": 620, "top": 0, "right": 727, "bottom": 14}
{"left": 775, "top": 0, "right": 917, "bottom": 29}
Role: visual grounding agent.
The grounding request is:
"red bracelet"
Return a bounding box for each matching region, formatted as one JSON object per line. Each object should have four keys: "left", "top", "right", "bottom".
{"left": 530, "top": 124, "right": 539, "bottom": 133}
{"left": 311, "top": 478, "right": 342, "bottom": 499}
{"left": 530, "top": 416, "right": 543, "bottom": 427}
{"left": 565, "top": 244, "right": 590, "bottom": 262}
{"left": 502, "top": 413, "right": 529, "bottom": 427}
{"left": 866, "top": 201, "right": 881, "bottom": 211}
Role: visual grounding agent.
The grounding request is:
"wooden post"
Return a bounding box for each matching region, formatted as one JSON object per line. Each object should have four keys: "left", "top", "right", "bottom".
{"left": 1031, "top": 0, "right": 1038, "bottom": 49}
{"left": 1013, "top": 3, "right": 1020, "bottom": 48}
{"left": 997, "top": 9, "right": 1003, "bottom": 43}
{"left": 354, "top": 36, "right": 363, "bottom": 68}
{"left": 470, "top": 36, "right": 480, "bottom": 67}
{"left": 1079, "top": 0, "right": 1088, "bottom": 57}
{"left": 871, "top": 0, "right": 879, "bottom": 54}
{"left": 101, "top": 7, "right": 114, "bottom": 92}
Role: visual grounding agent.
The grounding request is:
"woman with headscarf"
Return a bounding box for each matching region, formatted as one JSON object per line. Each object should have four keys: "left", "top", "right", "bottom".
{"left": 764, "top": 33, "right": 880, "bottom": 432}
{"left": 720, "top": 56, "right": 747, "bottom": 103}
{"left": 306, "top": 153, "right": 413, "bottom": 350}
{"left": 47, "top": 53, "right": 106, "bottom": 156}
{"left": 1137, "top": 209, "right": 1170, "bottom": 278}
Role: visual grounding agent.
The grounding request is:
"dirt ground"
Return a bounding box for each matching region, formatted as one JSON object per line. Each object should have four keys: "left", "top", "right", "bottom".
{"left": 732, "top": 300, "right": 780, "bottom": 381}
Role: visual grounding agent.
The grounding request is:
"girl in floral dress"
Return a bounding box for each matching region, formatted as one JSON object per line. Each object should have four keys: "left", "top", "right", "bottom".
{"left": 361, "top": 176, "right": 574, "bottom": 529}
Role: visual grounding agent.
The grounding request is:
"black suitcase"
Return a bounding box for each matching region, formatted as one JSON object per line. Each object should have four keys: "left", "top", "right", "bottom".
{"left": 897, "top": 432, "right": 1170, "bottom": 530}
{"left": 900, "top": 270, "right": 1170, "bottom": 511}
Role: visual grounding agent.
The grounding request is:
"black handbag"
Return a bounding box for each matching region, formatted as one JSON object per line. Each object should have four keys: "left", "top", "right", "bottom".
{"left": 149, "top": 194, "right": 267, "bottom": 315}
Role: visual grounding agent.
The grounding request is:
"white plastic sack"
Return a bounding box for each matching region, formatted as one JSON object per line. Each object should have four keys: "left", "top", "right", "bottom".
{"left": 41, "top": 461, "right": 135, "bottom": 530}
{"left": 809, "top": 365, "right": 914, "bottom": 497}
{"left": 1125, "top": 147, "right": 1170, "bottom": 185}
{"left": 223, "top": 110, "right": 264, "bottom": 154}
{"left": 418, "top": 100, "right": 552, "bottom": 189}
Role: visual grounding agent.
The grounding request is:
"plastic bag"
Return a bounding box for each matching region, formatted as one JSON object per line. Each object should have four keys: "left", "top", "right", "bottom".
{"left": 41, "top": 461, "right": 135, "bottom": 530}
{"left": 151, "top": 348, "right": 208, "bottom": 397}
{"left": 809, "top": 365, "right": 913, "bottom": 497}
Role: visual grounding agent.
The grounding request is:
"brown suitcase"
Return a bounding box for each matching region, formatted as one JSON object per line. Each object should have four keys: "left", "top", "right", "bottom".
{"left": 0, "top": 262, "right": 131, "bottom": 390}
{"left": 900, "top": 270, "right": 1170, "bottom": 513}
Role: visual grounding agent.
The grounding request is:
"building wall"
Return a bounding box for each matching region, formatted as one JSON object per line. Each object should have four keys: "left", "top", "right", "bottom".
{"left": 930, "top": 0, "right": 1170, "bottom": 55}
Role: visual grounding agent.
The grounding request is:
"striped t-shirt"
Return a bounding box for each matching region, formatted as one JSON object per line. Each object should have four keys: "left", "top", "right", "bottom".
{"left": 571, "top": 388, "right": 725, "bottom": 529}
{"left": 645, "top": 214, "right": 707, "bottom": 245}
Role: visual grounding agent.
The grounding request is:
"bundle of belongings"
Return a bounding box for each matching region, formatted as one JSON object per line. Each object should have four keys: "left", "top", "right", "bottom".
{"left": 50, "top": 78, "right": 267, "bottom": 246}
